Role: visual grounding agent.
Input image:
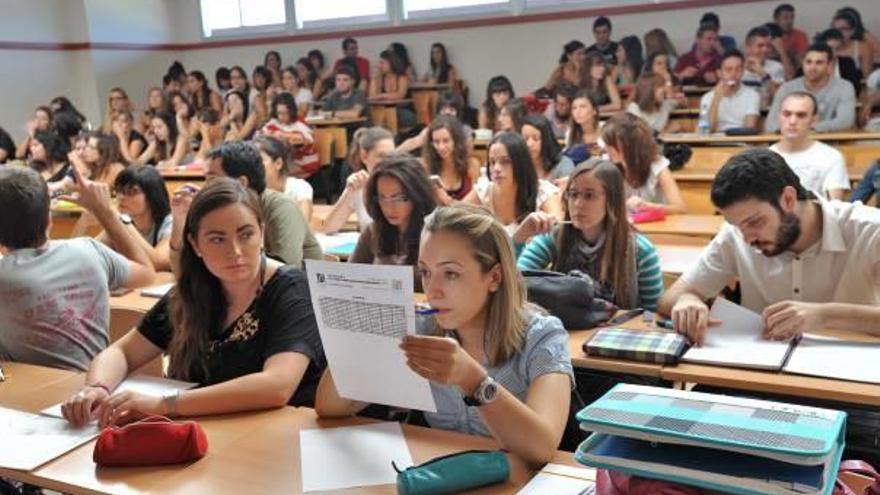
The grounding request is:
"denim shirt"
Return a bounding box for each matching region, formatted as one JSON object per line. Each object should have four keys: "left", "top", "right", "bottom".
{"left": 419, "top": 312, "right": 575, "bottom": 437}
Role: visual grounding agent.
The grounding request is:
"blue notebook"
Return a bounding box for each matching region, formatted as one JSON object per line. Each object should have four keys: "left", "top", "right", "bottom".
{"left": 325, "top": 241, "right": 357, "bottom": 258}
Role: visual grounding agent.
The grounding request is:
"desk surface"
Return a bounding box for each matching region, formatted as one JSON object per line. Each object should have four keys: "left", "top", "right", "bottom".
{"left": 409, "top": 82, "right": 451, "bottom": 90}
{"left": 634, "top": 214, "right": 724, "bottom": 238}
{"left": 0, "top": 364, "right": 580, "bottom": 494}
{"left": 661, "top": 131, "right": 880, "bottom": 144}
{"left": 159, "top": 169, "right": 206, "bottom": 180}
{"left": 307, "top": 116, "right": 367, "bottom": 127}
{"left": 111, "top": 272, "right": 175, "bottom": 312}
{"left": 368, "top": 98, "right": 413, "bottom": 106}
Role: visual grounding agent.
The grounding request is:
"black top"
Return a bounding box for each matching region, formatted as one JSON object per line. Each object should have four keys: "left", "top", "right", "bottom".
{"left": 138, "top": 266, "right": 326, "bottom": 407}
{"left": 0, "top": 127, "right": 14, "bottom": 163}
{"left": 587, "top": 41, "right": 619, "bottom": 66}
{"left": 129, "top": 129, "right": 148, "bottom": 149}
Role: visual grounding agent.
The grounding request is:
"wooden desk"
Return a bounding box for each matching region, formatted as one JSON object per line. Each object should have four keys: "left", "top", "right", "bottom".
{"left": 409, "top": 83, "right": 450, "bottom": 125}
{"left": 311, "top": 203, "right": 358, "bottom": 232}
{"left": 110, "top": 272, "right": 174, "bottom": 312}
{"left": 635, "top": 214, "right": 723, "bottom": 244}
{"left": 160, "top": 169, "right": 206, "bottom": 198}
{"left": 0, "top": 365, "right": 581, "bottom": 494}
{"left": 369, "top": 99, "right": 413, "bottom": 134}
{"left": 661, "top": 131, "right": 880, "bottom": 145}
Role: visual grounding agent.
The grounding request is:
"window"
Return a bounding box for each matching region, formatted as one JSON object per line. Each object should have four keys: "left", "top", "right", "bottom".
{"left": 200, "top": 0, "right": 287, "bottom": 37}
{"left": 293, "top": 0, "right": 389, "bottom": 29}
{"left": 403, "top": 0, "right": 509, "bottom": 19}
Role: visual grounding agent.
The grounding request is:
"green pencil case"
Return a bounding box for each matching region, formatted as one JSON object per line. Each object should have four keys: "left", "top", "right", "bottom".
{"left": 394, "top": 449, "right": 510, "bottom": 495}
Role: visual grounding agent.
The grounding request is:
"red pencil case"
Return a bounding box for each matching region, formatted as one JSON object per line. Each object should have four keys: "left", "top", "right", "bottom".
{"left": 93, "top": 416, "right": 208, "bottom": 466}
{"left": 631, "top": 207, "right": 666, "bottom": 224}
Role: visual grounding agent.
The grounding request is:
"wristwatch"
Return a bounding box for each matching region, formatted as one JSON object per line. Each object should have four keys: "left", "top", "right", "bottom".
{"left": 119, "top": 213, "right": 133, "bottom": 225}
{"left": 463, "top": 376, "right": 498, "bottom": 407}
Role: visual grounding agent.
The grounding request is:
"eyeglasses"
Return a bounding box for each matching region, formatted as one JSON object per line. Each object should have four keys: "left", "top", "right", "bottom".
{"left": 376, "top": 194, "right": 409, "bottom": 205}
{"left": 563, "top": 189, "right": 605, "bottom": 202}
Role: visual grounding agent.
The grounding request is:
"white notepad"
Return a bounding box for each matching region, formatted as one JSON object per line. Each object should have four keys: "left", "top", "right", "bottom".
{"left": 0, "top": 407, "right": 99, "bottom": 470}
{"left": 140, "top": 282, "right": 174, "bottom": 298}
{"left": 783, "top": 334, "right": 880, "bottom": 384}
{"left": 681, "top": 298, "right": 795, "bottom": 370}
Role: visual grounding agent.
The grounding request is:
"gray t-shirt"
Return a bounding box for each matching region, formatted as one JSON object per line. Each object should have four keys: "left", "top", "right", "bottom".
{"left": 0, "top": 238, "right": 129, "bottom": 371}
{"left": 321, "top": 89, "right": 368, "bottom": 114}
{"left": 141, "top": 214, "right": 172, "bottom": 247}
{"left": 419, "top": 312, "right": 574, "bottom": 437}
{"left": 765, "top": 77, "right": 856, "bottom": 132}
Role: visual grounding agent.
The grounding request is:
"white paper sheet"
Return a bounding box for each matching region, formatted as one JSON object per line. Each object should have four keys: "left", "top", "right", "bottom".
{"left": 305, "top": 260, "right": 436, "bottom": 412}
{"left": 140, "top": 282, "right": 174, "bottom": 298}
{"left": 517, "top": 464, "right": 596, "bottom": 495}
{"left": 681, "top": 298, "right": 795, "bottom": 370}
{"left": 40, "top": 375, "right": 197, "bottom": 419}
{"left": 300, "top": 422, "right": 413, "bottom": 492}
{"left": 784, "top": 335, "right": 880, "bottom": 384}
{"left": 655, "top": 245, "right": 704, "bottom": 275}
{"left": 0, "top": 406, "right": 99, "bottom": 470}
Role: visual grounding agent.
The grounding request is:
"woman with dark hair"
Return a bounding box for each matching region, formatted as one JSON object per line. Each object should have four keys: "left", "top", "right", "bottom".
{"left": 521, "top": 114, "right": 575, "bottom": 182}
{"left": 15, "top": 106, "right": 53, "bottom": 159}
{"left": 30, "top": 130, "right": 70, "bottom": 183}
{"left": 616, "top": 35, "right": 644, "bottom": 86}
{"left": 255, "top": 135, "right": 313, "bottom": 221}
{"left": 518, "top": 160, "right": 663, "bottom": 311}
{"left": 284, "top": 63, "right": 315, "bottom": 117}
{"left": 251, "top": 65, "right": 273, "bottom": 125}
{"left": 584, "top": 51, "right": 622, "bottom": 111}
{"left": 307, "top": 49, "right": 332, "bottom": 99}
{"left": 835, "top": 7, "right": 880, "bottom": 67}
{"left": 566, "top": 90, "right": 601, "bottom": 151}
{"left": 831, "top": 11, "right": 873, "bottom": 79}
{"left": 61, "top": 178, "right": 327, "bottom": 427}
{"left": 422, "top": 115, "right": 478, "bottom": 204}
{"left": 423, "top": 42, "right": 457, "bottom": 86}
{"left": 478, "top": 75, "right": 515, "bottom": 131}
{"left": 352, "top": 154, "right": 436, "bottom": 290}
{"left": 168, "top": 90, "right": 197, "bottom": 137}
{"left": 626, "top": 73, "right": 682, "bottom": 133}
{"left": 229, "top": 65, "right": 251, "bottom": 96}
{"left": 112, "top": 110, "right": 148, "bottom": 163}
{"left": 73, "top": 132, "right": 126, "bottom": 186}
{"left": 140, "top": 87, "right": 167, "bottom": 133}
{"left": 52, "top": 110, "right": 85, "bottom": 147}
{"left": 264, "top": 50, "right": 282, "bottom": 84}
{"left": 601, "top": 112, "right": 686, "bottom": 214}
{"left": 0, "top": 126, "right": 15, "bottom": 163}
{"left": 496, "top": 98, "right": 526, "bottom": 134}
{"left": 370, "top": 49, "right": 416, "bottom": 129}
{"left": 543, "top": 40, "right": 588, "bottom": 92}
{"left": 389, "top": 42, "right": 416, "bottom": 81}
{"left": 50, "top": 96, "right": 89, "bottom": 129}
{"left": 258, "top": 92, "right": 319, "bottom": 177}
{"left": 215, "top": 67, "right": 232, "bottom": 95}
{"left": 464, "top": 132, "right": 562, "bottom": 238}
{"left": 187, "top": 70, "right": 223, "bottom": 113}
{"left": 222, "top": 90, "right": 258, "bottom": 142}
{"left": 643, "top": 28, "right": 679, "bottom": 67}
{"left": 396, "top": 91, "right": 472, "bottom": 154}
{"left": 137, "top": 110, "right": 189, "bottom": 168}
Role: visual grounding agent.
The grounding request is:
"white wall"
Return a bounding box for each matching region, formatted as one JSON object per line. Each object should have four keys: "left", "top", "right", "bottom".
{"left": 1, "top": 0, "right": 879, "bottom": 142}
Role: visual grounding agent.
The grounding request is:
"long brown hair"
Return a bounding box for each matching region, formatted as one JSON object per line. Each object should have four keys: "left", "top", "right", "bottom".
{"left": 422, "top": 115, "right": 468, "bottom": 180}
{"left": 600, "top": 112, "right": 658, "bottom": 189}
{"left": 423, "top": 204, "right": 528, "bottom": 366}
{"left": 348, "top": 126, "right": 393, "bottom": 171}
{"left": 554, "top": 160, "right": 638, "bottom": 308}
{"left": 168, "top": 178, "right": 264, "bottom": 381}
{"left": 85, "top": 131, "right": 123, "bottom": 184}
{"left": 632, "top": 73, "right": 665, "bottom": 113}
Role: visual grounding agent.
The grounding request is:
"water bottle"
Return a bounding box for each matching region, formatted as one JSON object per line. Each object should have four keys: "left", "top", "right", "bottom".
{"left": 697, "top": 112, "right": 710, "bottom": 135}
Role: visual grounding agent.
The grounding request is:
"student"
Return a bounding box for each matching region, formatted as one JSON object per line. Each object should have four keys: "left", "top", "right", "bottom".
{"left": 644, "top": 50, "right": 679, "bottom": 87}
{"left": 478, "top": 75, "right": 514, "bottom": 132}
{"left": 295, "top": 57, "right": 319, "bottom": 99}
{"left": 251, "top": 66, "right": 273, "bottom": 126}
{"left": 168, "top": 90, "right": 198, "bottom": 138}
{"left": 334, "top": 37, "right": 370, "bottom": 90}
{"left": 62, "top": 178, "right": 327, "bottom": 427}
{"left": 101, "top": 88, "right": 134, "bottom": 134}
{"left": 187, "top": 70, "right": 223, "bottom": 113}
{"left": 543, "top": 41, "right": 588, "bottom": 92}
{"left": 15, "top": 106, "right": 53, "bottom": 159}
{"left": 215, "top": 66, "right": 232, "bottom": 95}
{"left": 140, "top": 87, "right": 167, "bottom": 133}
{"left": 464, "top": 132, "right": 562, "bottom": 238}
{"left": 320, "top": 66, "right": 369, "bottom": 119}
{"left": 29, "top": 130, "right": 70, "bottom": 183}
{"left": 258, "top": 93, "right": 319, "bottom": 177}
{"left": 615, "top": 35, "right": 644, "bottom": 86}
{"left": 255, "top": 135, "right": 314, "bottom": 221}
{"left": 674, "top": 25, "right": 721, "bottom": 86}
{"left": 351, "top": 154, "right": 436, "bottom": 291}
{"left": 323, "top": 127, "right": 395, "bottom": 234}
{"left": 543, "top": 82, "right": 575, "bottom": 139}
{"left": 307, "top": 49, "right": 332, "bottom": 99}
{"left": 49, "top": 96, "right": 89, "bottom": 131}
{"left": 566, "top": 90, "right": 601, "bottom": 151}
{"left": 281, "top": 65, "right": 314, "bottom": 117}
{"left": 769, "top": 92, "right": 849, "bottom": 200}
{"left": 422, "top": 115, "right": 478, "bottom": 205}
{"left": 193, "top": 108, "right": 225, "bottom": 160}
{"left": 201, "top": 141, "right": 322, "bottom": 267}
{"left": 389, "top": 42, "right": 417, "bottom": 81}
{"left": 659, "top": 148, "right": 880, "bottom": 342}
{"left": 264, "top": 50, "right": 283, "bottom": 85}
{"left": 316, "top": 204, "right": 574, "bottom": 467}
{"left": 836, "top": 7, "right": 880, "bottom": 69}
{"left": 765, "top": 44, "right": 856, "bottom": 133}
{"left": 229, "top": 66, "right": 252, "bottom": 101}
{"left": 643, "top": 29, "right": 679, "bottom": 68}
{"left": 817, "top": 29, "right": 863, "bottom": 97}
{"left": 517, "top": 160, "right": 663, "bottom": 311}
{"left": 602, "top": 112, "right": 687, "bottom": 214}
{"left": 86, "top": 166, "right": 172, "bottom": 271}
{"left": 584, "top": 51, "right": 622, "bottom": 112}
{"left": 137, "top": 110, "right": 189, "bottom": 168}
{"left": 699, "top": 50, "right": 761, "bottom": 132}
{"left": 0, "top": 126, "right": 14, "bottom": 163}
{"left": 742, "top": 26, "right": 789, "bottom": 105}
{"left": 774, "top": 3, "right": 808, "bottom": 67}
{"left": 521, "top": 114, "right": 575, "bottom": 182}
{"left": 423, "top": 42, "right": 458, "bottom": 87}
{"left": 0, "top": 166, "right": 155, "bottom": 372}
{"left": 496, "top": 98, "right": 526, "bottom": 134}
{"left": 587, "top": 16, "right": 618, "bottom": 66}
{"left": 111, "top": 110, "right": 147, "bottom": 164}
{"left": 72, "top": 132, "right": 125, "bottom": 187}
{"left": 627, "top": 73, "right": 682, "bottom": 133}
{"left": 222, "top": 90, "right": 258, "bottom": 142}
{"left": 369, "top": 50, "right": 416, "bottom": 129}
{"left": 698, "top": 12, "right": 737, "bottom": 52}
{"left": 398, "top": 92, "right": 472, "bottom": 155}
{"left": 831, "top": 11, "right": 873, "bottom": 80}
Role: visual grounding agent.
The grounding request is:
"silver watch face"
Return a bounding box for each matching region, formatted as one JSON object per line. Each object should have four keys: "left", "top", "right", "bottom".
{"left": 478, "top": 377, "right": 498, "bottom": 403}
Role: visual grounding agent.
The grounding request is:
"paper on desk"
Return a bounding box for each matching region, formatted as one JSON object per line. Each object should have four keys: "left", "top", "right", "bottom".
{"left": 314, "top": 232, "right": 360, "bottom": 257}
{"left": 783, "top": 335, "right": 880, "bottom": 384}
{"left": 517, "top": 464, "right": 597, "bottom": 495}
{"left": 140, "top": 282, "right": 174, "bottom": 298}
{"left": 305, "top": 260, "right": 436, "bottom": 412}
{"left": 40, "top": 375, "right": 197, "bottom": 419}
{"left": 681, "top": 298, "right": 795, "bottom": 370}
{"left": 0, "top": 406, "right": 99, "bottom": 470}
{"left": 300, "top": 422, "right": 412, "bottom": 492}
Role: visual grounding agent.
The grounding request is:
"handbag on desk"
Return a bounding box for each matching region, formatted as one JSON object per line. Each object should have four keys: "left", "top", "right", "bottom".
{"left": 521, "top": 269, "right": 617, "bottom": 329}
{"left": 93, "top": 416, "right": 208, "bottom": 466}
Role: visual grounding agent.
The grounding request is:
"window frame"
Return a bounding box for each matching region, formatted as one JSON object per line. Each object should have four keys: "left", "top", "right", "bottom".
{"left": 199, "top": 0, "right": 291, "bottom": 39}
{"left": 401, "top": 0, "right": 512, "bottom": 22}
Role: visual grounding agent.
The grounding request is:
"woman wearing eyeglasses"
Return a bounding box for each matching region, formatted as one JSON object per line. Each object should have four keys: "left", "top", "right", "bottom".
{"left": 350, "top": 154, "right": 437, "bottom": 292}
{"left": 516, "top": 160, "right": 663, "bottom": 311}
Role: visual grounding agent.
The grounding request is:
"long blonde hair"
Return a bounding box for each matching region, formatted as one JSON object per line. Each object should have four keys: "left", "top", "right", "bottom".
{"left": 422, "top": 204, "right": 528, "bottom": 366}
